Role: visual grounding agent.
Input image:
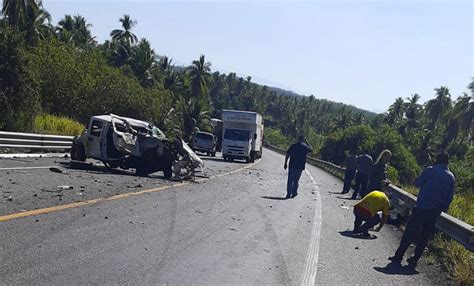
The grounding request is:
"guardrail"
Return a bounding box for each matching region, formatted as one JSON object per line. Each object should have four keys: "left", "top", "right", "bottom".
{"left": 0, "top": 131, "right": 74, "bottom": 151}
{"left": 264, "top": 143, "right": 474, "bottom": 252}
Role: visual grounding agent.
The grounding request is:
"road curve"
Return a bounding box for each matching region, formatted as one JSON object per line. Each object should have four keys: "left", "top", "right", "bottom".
{"left": 0, "top": 149, "right": 451, "bottom": 285}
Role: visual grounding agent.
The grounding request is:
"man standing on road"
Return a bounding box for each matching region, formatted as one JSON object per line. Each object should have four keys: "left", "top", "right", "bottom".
{"left": 351, "top": 152, "right": 373, "bottom": 199}
{"left": 341, "top": 151, "right": 358, "bottom": 194}
{"left": 389, "top": 153, "right": 455, "bottom": 268}
{"left": 353, "top": 190, "right": 390, "bottom": 237}
{"left": 284, "top": 135, "right": 313, "bottom": 199}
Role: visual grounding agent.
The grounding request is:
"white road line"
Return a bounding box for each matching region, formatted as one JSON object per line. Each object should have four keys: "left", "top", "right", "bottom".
{"left": 0, "top": 153, "right": 67, "bottom": 159}
{"left": 0, "top": 166, "right": 56, "bottom": 171}
{"left": 301, "top": 169, "right": 322, "bottom": 286}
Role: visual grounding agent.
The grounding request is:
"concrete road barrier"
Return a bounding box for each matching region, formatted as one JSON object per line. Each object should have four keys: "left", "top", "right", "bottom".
{"left": 264, "top": 143, "right": 474, "bottom": 252}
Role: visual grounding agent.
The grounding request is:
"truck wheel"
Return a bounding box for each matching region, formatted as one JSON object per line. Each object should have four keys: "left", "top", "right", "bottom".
{"left": 211, "top": 152, "right": 216, "bottom": 157}
{"left": 250, "top": 151, "right": 256, "bottom": 163}
{"left": 70, "top": 143, "right": 86, "bottom": 161}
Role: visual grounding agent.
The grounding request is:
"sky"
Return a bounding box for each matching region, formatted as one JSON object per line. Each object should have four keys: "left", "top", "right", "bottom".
{"left": 47, "top": 0, "right": 473, "bottom": 113}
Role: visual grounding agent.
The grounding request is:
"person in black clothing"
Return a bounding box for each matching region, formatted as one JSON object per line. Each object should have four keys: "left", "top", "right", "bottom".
{"left": 366, "top": 149, "right": 392, "bottom": 196}
{"left": 341, "top": 151, "right": 358, "bottom": 194}
{"left": 284, "top": 135, "right": 313, "bottom": 199}
{"left": 351, "top": 152, "right": 373, "bottom": 199}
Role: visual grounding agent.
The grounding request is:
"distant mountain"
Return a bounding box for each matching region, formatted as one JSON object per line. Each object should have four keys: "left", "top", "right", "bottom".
{"left": 266, "top": 85, "right": 378, "bottom": 118}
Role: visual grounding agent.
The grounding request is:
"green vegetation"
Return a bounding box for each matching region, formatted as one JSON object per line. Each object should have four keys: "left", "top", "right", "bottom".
{"left": 33, "top": 114, "right": 84, "bottom": 136}
{"left": 0, "top": 1, "right": 472, "bottom": 283}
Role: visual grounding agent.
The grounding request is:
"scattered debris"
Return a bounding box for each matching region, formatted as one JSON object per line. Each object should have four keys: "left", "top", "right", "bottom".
{"left": 49, "top": 167, "right": 64, "bottom": 174}
{"left": 57, "top": 185, "right": 73, "bottom": 190}
{"left": 229, "top": 228, "right": 237, "bottom": 231}
{"left": 104, "top": 216, "right": 108, "bottom": 219}
{"left": 127, "top": 183, "right": 144, "bottom": 188}
{"left": 355, "top": 247, "right": 359, "bottom": 250}
{"left": 6, "top": 196, "right": 13, "bottom": 201}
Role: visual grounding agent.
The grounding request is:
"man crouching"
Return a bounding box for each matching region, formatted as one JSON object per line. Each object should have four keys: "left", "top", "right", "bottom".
{"left": 353, "top": 190, "right": 390, "bottom": 238}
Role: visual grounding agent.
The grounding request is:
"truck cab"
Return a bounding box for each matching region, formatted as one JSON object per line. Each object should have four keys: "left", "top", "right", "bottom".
{"left": 221, "top": 110, "right": 263, "bottom": 163}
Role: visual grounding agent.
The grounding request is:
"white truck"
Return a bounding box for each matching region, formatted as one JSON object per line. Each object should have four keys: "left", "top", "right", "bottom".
{"left": 221, "top": 110, "right": 264, "bottom": 163}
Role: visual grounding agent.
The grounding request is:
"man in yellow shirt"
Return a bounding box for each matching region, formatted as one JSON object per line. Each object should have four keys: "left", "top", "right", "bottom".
{"left": 353, "top": 190, "right": 390, "bottom": 237}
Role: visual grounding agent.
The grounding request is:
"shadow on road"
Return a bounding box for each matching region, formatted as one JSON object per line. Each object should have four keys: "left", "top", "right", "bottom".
{"left": 339, "top": 230, "right": 377, "bottom": 240}
{"left": 328, "top": 191, "right": 343, "bottom": 194}
{"left": 261, "top": 196, "right": 288, "bottom": 201}
{"left": 373, "top": 262, "right": 419, "bottom": 275}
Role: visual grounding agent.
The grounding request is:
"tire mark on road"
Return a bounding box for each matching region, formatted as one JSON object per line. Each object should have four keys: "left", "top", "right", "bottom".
{"left": 255, "top": 204, "right": 292, "bottom": 285}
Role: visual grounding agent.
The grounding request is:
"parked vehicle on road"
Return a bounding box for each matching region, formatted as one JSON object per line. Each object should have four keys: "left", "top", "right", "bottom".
{"left": 211, "top": 118, "right": 223, "bottom": 152}
{"left": 221, "top": 110, "right": 264, "bottom": 163}
{"left": 70, "top": 114, "right": 174, "bottom": 177}
{"left": 191, "top": 131, "right": 217, "bottom": 157}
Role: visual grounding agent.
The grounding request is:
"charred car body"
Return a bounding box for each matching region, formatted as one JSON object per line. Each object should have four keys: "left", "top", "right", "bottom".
{"left": 70, "top": 114, "right": 175, "bottom": 178}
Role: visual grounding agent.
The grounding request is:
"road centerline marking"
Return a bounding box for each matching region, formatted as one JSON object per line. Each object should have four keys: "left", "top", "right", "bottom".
{"left": 0, "top": 160, "right": 260, "bottom": 222}
{"left": 301, "top": 169, "right": 322, "bottom": 286}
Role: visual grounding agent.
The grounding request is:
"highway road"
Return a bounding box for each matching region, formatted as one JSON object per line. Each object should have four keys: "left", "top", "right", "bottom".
{"left": 0, "top": 149, "right": 452, "bottom": 285}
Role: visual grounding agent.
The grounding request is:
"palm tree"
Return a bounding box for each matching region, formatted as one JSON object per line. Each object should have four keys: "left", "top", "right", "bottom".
{"left": 441, "top": 93, "right": 473, "bottom": 148}
{"left": 110, "top": 14, "right": 138, "bottom": 45}
{"left": 2, "top": 0, "right": 38, "bottom": 28}
{"left": 55, "top": 14, "right": 95, "bottom": 47}
{"left": 176, "top": 95, "right": 212, "bottom": 141}
{"left": 129, "top": 38, "right": 157, "bottom": 87}
{"left": 387, "top": 97, "right": 405, "bottom": 125}
{"left": 425, "top": 86, "right": 452, "bottom": 129}
{"left": 187, "top": 54, "right": 211, "bottom": 98}
{"left": 404, "top": 93, "right": 421, "bottom": 128}
{"left": 158, "top": 56, "right": 182, "bottom": 92}
{"left": 24, "top": 2, "right": 53, "bottom": 44}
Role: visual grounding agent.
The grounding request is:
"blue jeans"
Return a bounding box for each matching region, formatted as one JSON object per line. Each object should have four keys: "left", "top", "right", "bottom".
{"left": 287, "top": 168, "right": 303, "bottom": 198}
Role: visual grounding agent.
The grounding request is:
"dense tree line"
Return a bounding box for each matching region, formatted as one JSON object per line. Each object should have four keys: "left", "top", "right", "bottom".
{"left": 0, "top": 0, "right": 472, "bottom": 189}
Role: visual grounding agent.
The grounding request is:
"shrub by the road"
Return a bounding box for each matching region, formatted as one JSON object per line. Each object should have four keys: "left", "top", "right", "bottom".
{"left": 33, "top": 114, "right": 84, "bottom": 136}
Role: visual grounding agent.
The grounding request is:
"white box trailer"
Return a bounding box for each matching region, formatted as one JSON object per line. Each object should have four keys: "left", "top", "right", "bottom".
{"left": 221, "top": 110, "right": 264, "bottom": 163}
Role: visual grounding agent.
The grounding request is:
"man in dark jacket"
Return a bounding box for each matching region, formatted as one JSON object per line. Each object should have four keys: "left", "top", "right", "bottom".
{"left": 284, "top": 135, "right": 313, "bottom": 199}
{"left": 341, "top": 151, "right": 358, "bottom": 194}
{"left": 389, "top": 153, "right": 455, "bottom": 267}
{"left": 351, "top": 152, "right": 373, "bottom": 199}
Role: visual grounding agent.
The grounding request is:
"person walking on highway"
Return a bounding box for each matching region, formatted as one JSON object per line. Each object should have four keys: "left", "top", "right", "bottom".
{"left": 389, "top": 153, "right": 455, "bottom": 268}
{"left": 366, "top": 149, "right": 392, "bottom": 196}
{"left": 284, "top": 135, "right": 313, "bottom": 199}
{"left": 353, "top": 190, "right": 390, "bottom": 238}
{"left": 351, "top": 152, "right": 373, "bottom": 199}
{"left": 341, "top": 151, "right": 358, "bottom": 194}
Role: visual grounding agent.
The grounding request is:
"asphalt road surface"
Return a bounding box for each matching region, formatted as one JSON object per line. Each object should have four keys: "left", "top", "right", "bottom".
{"left": 0, "top": 149, "right": 451, "bottom": 285}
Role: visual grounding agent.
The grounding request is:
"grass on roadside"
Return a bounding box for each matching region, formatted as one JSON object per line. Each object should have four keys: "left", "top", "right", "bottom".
{"left": 33, "top": 114, "right": 84, "bottom": 136}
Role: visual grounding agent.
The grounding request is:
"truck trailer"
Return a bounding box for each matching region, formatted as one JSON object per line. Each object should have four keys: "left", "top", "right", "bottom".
{"left": 221, "top": 110, "right": 264, "bottom": 163}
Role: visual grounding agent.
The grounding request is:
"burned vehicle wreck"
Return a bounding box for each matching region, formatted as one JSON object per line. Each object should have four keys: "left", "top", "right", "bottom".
{"left": 71, "top": 114, "right": 178, "bottom": 178}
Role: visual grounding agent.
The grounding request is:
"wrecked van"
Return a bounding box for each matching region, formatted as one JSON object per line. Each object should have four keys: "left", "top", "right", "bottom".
{"left": 70, "top": 114, "right": 173, "bottom": 178}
